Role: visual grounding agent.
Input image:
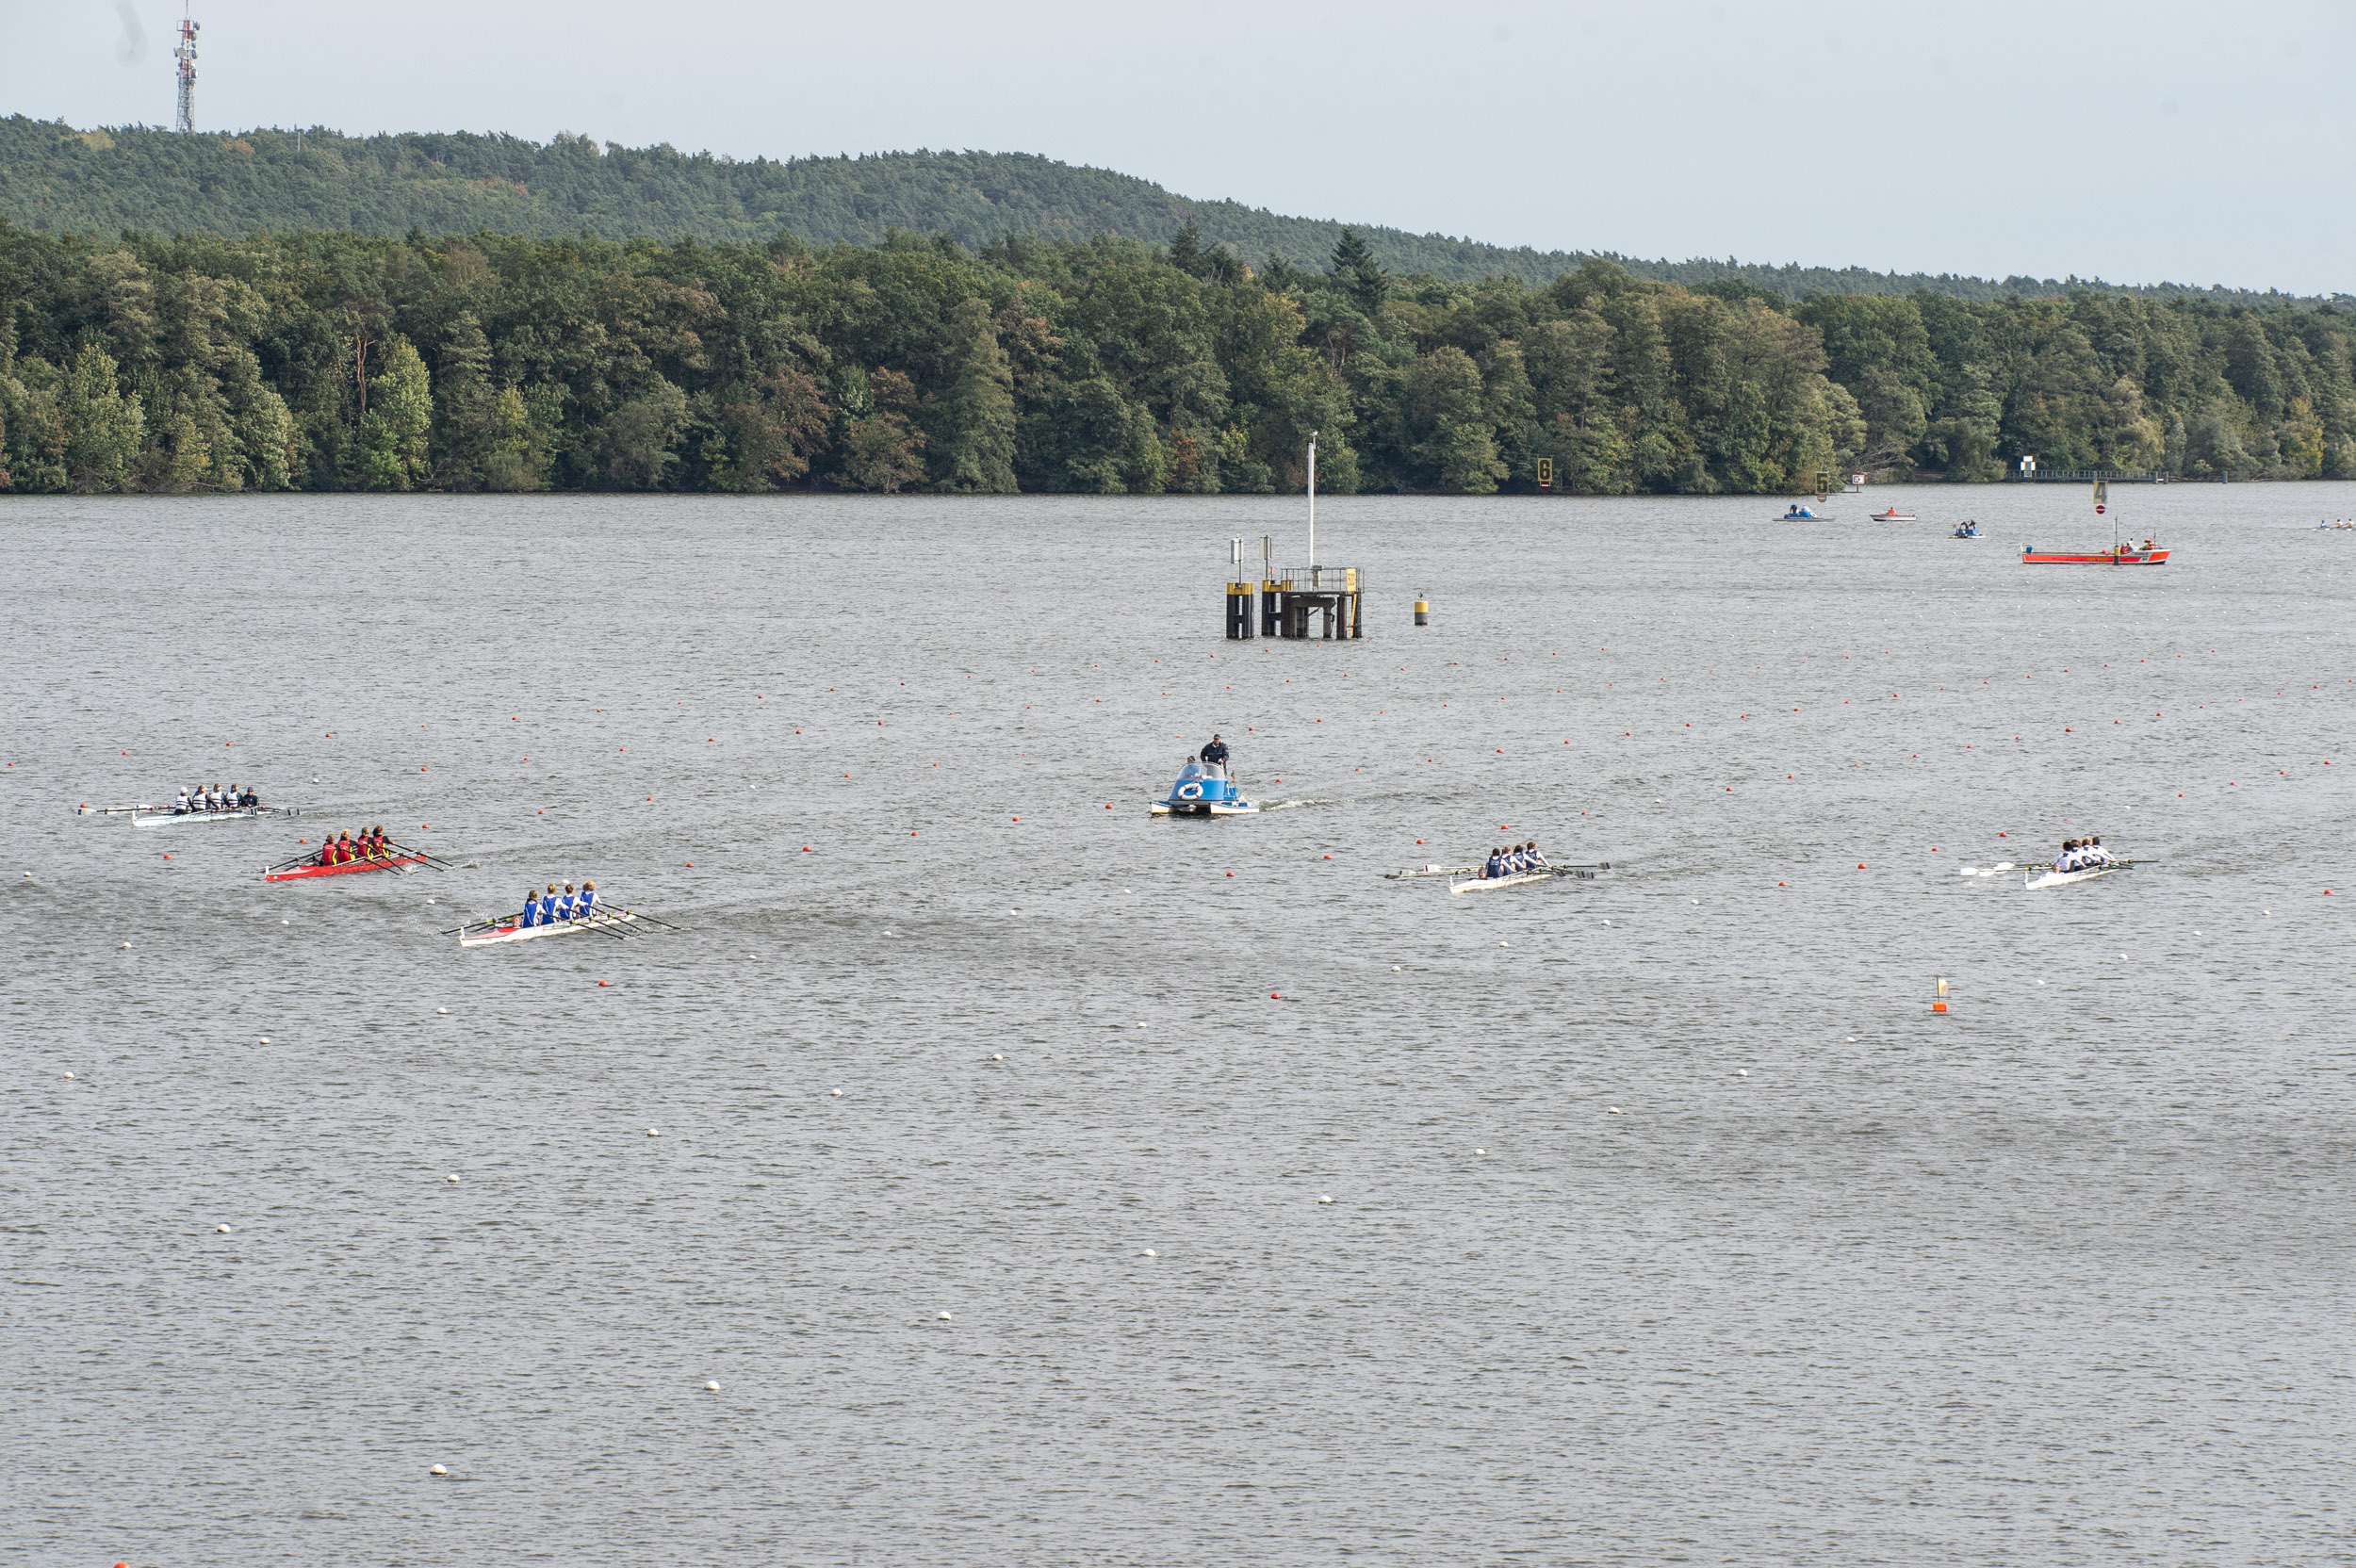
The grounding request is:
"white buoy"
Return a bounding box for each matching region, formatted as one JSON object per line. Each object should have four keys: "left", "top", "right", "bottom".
{"left": 447, "top": 1174, "right": 460, "bottom": 1184}
{"left": 705, "top": 1380, "right": 720, "bottom": 1392}
{"left": 938, "top": 1311, "right": 952, "bottom": 1321}
{"left": 1392, "top": 965, "right": 1402, "bottom": 972}
{"left": 431, "top": 1464, "right": 447, "bottom": 1476}
{"left": 1602, "top": 920, "right": 1613, "bottom": 926}
{"left": 281, "top": 918, "right": 290, "bottom": 924}
{"left": 258, "top": 1037, "right": 269, "bottom": 1044}
{"left": 884, "top": 930, "right": 892, "bottom": 936}
{"left": 1608, "top": 1107, "right": 1622, "bottom": 1115}
{"left": 436, "top": 1007, "right": 449, "bottom": 1015}
{"left": 991, "top": 1054, "right": 1003, "bottom": 1061}
{"left": 1498, "top": 941, "right": 1509, "bottom": 947}
{"left": 831, "top": 1088, "right": 843, "bottom": 1097}
{"left": 1739, "top": 1070, "right": 1749, "bottom": 1077}
{"left": 1142, "top": 1249, "right": 1156, "bottom": 1257}
{"left": 217, "top": 1223, "right": 232, "bottom": 1233}
{"left": 1473, "top": 1148, "right": 1484, "bottom": 1155}
{"left": 427, "top": 898, "right": 435, "bottom": 905}
{"left": 63, "top": 1071, "right": 74, "bottom": 1079}
{"left": 646, "top": 1128, "right": 661, "bottom": 1136}
{"left": 1317, "top": 1194, "right": 1333, "bottom": 1203}
{"left": 122, "top": 941, "right": 131, "bottom": 948}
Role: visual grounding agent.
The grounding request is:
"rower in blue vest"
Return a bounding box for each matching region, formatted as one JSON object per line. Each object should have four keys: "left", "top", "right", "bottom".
{"left": 576, "top": 879, "right": 597, "bottom": 917}
{"left": 519, "top": 889, "right": 543, "bottom": 927}
{"left": 1483, "top": 847, "right": 1505, "bottom": 879}
{"left": 1522, "top": 841, "right": 1547, "bottom": 868}
{"left": 554, "top": 883, "right": 578, "bottom": 920}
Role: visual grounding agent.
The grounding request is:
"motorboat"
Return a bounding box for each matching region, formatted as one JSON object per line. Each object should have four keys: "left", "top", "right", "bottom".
{"left": 1151, "top": 757, "right": 1256, "bottom": 816}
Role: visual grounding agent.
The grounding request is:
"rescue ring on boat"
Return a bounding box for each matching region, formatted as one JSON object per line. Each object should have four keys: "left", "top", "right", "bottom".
{"left": 1177, "top": 782, "right": 1203, "bottom": 799}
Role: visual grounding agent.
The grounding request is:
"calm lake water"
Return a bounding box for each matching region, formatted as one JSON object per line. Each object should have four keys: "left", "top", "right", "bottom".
{"left": 5, "top": 485, "right": 2352, "bottom": 1565}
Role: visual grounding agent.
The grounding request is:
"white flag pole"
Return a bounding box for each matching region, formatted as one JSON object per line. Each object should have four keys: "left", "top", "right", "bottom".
{"left": 1307, "top": 431, "right": 1317, "bottom": 570}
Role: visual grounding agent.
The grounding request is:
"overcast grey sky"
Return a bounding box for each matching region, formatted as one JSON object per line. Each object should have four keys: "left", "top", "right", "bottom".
{"left": 5, "top": 0, "right": 2351, "bottom": 293}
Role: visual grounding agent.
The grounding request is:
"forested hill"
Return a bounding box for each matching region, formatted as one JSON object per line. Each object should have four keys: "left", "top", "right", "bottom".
{"left": 6, "top": 223, "right": 2349, "bottom": 500}
{"left": 0, "top": 116, "right": 2319, "bottom": 307}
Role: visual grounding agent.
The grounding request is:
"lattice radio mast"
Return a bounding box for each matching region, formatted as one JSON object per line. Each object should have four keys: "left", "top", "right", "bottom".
{"left": 173, "top": 3, "right": 201, "bottom": 133}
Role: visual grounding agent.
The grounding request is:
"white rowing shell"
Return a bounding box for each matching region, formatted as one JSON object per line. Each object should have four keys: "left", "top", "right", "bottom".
{"left": 1449, "top": 869, "right": 1562, "bottom": 894}
{"left": 2023, "top": 863, "right": 2130, "bottom": 890}
{"left": 131, "top": 805, "right": 296, "bottom": 828}
{"left": 460, "top": 910, "right": 644, "bottom": 946}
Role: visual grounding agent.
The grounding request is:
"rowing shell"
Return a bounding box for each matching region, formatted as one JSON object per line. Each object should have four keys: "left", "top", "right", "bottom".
{"left": 1448, "top": 866, "right": 1601, "bottom": 894}
{"left": 126, "top": 805, "right": 299, "bottom": 828}
{"left": 264, "top": 853, "right": 430, "bottom": 883}
{"left": 460, "top": 909, "right": 645, "bottom": 946}
{"left": 2023, "top": 862, "right": 2131, "bottom": 890}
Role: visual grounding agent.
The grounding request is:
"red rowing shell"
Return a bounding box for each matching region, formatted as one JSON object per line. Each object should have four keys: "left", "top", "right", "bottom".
{"left": 264, "top": 853, "right": 430, "bottom": 882}
{"left": 2020, "top": 548, "right": 2170, "bottom": 564}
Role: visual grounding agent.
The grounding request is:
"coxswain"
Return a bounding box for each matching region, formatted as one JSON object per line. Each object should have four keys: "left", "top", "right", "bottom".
{"left": 576, "top": 879, "right": 597, "bottom": 917}
{"left": 1199, "top": 734, "right": 1230, "bottom": 775}
{"left": 519, "top": 889, "right": 542, "bottom": 927}
{"left": 240, "top": 785, "right": 259, "bottom": 808}
{"left": 1523, "top": 840, "right": 1547, "bottom": 869}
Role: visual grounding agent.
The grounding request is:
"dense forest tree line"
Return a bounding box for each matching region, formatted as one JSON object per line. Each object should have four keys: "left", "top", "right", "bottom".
{"left": 7, "top": 117, "right": 2331, "bottom": 306}
{"left": 3, "top": 217, "right": 2351, "bottom": 498}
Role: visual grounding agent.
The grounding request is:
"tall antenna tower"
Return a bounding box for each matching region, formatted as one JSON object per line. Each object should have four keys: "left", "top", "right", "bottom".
{"left": 173, "top": 3, "right": 201, "bottom": 134}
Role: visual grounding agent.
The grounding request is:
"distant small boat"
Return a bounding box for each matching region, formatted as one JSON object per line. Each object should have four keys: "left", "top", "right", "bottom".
{"left": 1953, "top": 520, "right": 1980, "bottom": 539}
{"left": 1870, "top": 506, "right": 1917, "bottom": 521}
{"left": 2021, "top": 546, "right": 2168, "bottom": 565}
{"left": 1777, "top": 505, "right": 1825, "bottom": 520}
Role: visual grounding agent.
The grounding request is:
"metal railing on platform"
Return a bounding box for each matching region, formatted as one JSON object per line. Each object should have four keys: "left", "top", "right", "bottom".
{"left": 1269, "top": 566, "right": 1363, "bottom": 592}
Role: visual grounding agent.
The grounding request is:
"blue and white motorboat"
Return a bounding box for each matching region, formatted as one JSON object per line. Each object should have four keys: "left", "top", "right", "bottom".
{"left": 1779, "top": 504, "right": 1823, "bottom": 520}
{"left": 1953, "top": 519, "right": 1980, "bottom": 538}
{"left": 1150, "top": 757, "right": 1257, "bottom": 816}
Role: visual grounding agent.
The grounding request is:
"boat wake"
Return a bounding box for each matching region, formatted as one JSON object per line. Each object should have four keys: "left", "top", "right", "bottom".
{"left": 1256, "top": 797, "right": 1329, "bottom": 812}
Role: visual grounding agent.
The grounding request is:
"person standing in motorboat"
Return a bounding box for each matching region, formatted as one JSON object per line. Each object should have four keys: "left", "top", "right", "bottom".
{"left": 1199, "top": 734, "right": 1230, "bottom": 777}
